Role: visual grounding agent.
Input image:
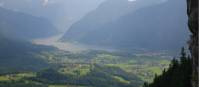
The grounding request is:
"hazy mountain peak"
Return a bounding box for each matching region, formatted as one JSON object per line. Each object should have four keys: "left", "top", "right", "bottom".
{"left": 62, "top": 0, "right": 188, "bottom": 51}
{"left": 0, "top": 0, "right": 106, "bottom": 32}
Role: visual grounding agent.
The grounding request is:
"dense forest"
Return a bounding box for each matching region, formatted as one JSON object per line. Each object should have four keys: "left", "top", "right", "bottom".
{"left": 142, "top": 0, "right": 199, "bottom": 86}
{"left": 143, "top": 48, "right": 192, "bottom": 87}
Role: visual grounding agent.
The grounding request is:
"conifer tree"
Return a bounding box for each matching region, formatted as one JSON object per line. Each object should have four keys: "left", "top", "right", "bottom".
{"left": 143, "top": 47, "right": 192, "bottom": 87}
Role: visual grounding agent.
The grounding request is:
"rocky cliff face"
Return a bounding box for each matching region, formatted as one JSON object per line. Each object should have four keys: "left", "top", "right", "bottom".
{"left": 187, "top": 0, "right": 199, "bottom": 87}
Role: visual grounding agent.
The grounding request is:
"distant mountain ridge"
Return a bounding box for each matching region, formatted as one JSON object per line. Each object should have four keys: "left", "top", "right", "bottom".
{"left": 0, "top": 6, "right": 58, "bottom": 72}
{"left": 62, "top": 0, "right": 165, "bottom": 41}
{"left": 0, "top": 0, "right": 106, "bottom": 31}
{"left": 0, "top": 7, "right": 58, "bottom": 40}
{"left": 62, "top": 0, "right": 189, "bottom": 51}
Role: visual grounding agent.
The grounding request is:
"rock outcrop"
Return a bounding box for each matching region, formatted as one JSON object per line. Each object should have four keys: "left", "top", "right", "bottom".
{"left": 187, "top": 0, "right": 199, "bottom": 87}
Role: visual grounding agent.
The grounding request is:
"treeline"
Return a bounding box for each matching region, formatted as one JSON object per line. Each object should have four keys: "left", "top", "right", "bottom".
{"left": 30, "top": 65, "right": 142, "bottom": 87}
{"left": 143, "top": 48, "right": 192, "bottom": 87}
{"left": 0, "top": 80, "right": 47, "bottom": 87}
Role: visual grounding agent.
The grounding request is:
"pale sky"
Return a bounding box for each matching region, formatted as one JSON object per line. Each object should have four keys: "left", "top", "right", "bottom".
{"left": 128, "top": 0, "right": 137, "bottom": 2}
{"left": 43, "top": 0, "right": 49, "bottom": 6}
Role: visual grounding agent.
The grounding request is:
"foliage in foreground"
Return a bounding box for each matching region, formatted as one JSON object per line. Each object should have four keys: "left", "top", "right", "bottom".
{"left": 143, "top": 48, "right": 192, "bottom": 87}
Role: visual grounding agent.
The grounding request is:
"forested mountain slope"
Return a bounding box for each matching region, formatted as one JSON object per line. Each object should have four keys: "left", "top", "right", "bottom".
{"left": 143, "top": 48, "right": 192, "bottom": 87}
{"left": 62, "top": 0, "right": 188, "bottom": 51}
{"left": 0, "top": 36, "right": 52, "bottom": 74}
{"left": 0, "top": 7, "right": 57, "bottom": 40}
{"left": 62, "top": 0, "right": 165, "bottom": 41}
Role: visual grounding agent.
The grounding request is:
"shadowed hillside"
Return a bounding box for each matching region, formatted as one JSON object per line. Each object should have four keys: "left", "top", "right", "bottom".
{"left": 62, "top": 0, "right": 189, "bottom": 51}
{"left": 0, "top": 7, "right": 58, "bottom": 40}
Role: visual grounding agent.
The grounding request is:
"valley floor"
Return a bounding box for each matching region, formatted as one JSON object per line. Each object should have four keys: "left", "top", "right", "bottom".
{"left": 0, "top": 46, "right": 171, "bottom": 87}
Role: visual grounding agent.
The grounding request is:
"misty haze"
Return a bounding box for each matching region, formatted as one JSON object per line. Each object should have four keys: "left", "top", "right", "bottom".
{"left": 0, "top": 0, "right": 196, "bottom": 87}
